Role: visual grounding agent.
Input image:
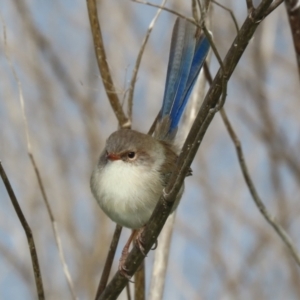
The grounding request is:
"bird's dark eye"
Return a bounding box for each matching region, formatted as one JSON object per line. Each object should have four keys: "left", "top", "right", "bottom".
{"left": 127, "top": 152, "right": 136, "bottom": 159}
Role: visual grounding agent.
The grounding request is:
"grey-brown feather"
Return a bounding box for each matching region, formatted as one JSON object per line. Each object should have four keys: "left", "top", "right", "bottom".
{"left": 91, "top": 129, "right": 189, "bottom": 228}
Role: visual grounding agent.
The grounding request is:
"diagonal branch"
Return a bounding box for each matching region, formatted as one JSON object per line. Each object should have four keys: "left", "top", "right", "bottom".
{"left": 86, "top": 0, "right": 130, "bottom": 127}
{"left": 211, "top": 1, "right": 240, "bottom": 33}
{"left": 95, "top": 225, "right": 123, "bottom": 298}
{"left": 265, "top": 0, "right": 284, "bottom": 15}
{"left": 220, "top": 108, "right": 300, "bottom": 265}
{"left": 98, "top": 0, "right": 276, "bottom": 298}
{"left": 0, "top": 162, "right": 45, "bottom": 300}
{"left": 203, "top": 63, "right": 300, "bottom": 267}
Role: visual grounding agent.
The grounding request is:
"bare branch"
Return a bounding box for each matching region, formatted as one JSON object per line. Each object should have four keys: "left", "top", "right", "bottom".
{"left": 221, "top": 109, "right": 300, "bottom": 265}
{"left": 204, "top": 63, "right": 300, "bottom": 268}
{"left": 95, "top": 225, "right": 123, "bottom": 299}
{"left": 86, "top": 0, "right": 130, "bottom": 128}
{"left": 211, "top": 0, "right": 240, "bottom": 33}
{"left": 0, "top": 15, "right": 78, "bottom": 300}
{"left": 148, "top": 214, "right": 176, "bottom": 300}
{"left": 0, "top": 162, "right": 45, "bottom": 300}
{"left": 127, "top": 0, "right": 167, "bottom": 121}
{"left": 192, "top": 0, "right": 200, "bottom": 23}
{"left": 132, "top": 0, "right": 197, "bottom": 24}
{"left": 134, "top": 0, "right": 228, "bottom": 112}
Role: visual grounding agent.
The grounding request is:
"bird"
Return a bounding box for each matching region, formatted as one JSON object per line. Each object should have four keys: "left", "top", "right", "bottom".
{"left": 90, "top": 17, "right": 210, "bottom": 275}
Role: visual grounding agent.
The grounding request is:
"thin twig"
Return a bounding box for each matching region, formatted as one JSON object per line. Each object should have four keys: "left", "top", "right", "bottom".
{"left": 0, "top": 162, "right": 45, "bottom": 300}
{"left": 133, "top": 0, "right": 224, "bottom": 70}
{"left": 98, "top": 1, "right": 276, "bottom": 298}
{"left": 134, "top": 0, "right": 228, "bottom": 113}
{"left": 197, "top": 0, "right": 228, "bottom": 112}
{"left": 192, "top": 0, "right": 200, "bottom": 23}
{"left": 132, "top": 0, "right": 196, "bottom": 24}
{"left": 0, "top": 15, "right": 78, "bottom": 300}
{"left": 204, "top": 62, "right": 300, "bottom": 267}
{"left": 197, "top": 0, "right": 224, "bottom": 77}
{"left": 221, "top": 109, "right": 300, "bottom": 265}
{"left": 127, "top": 0, "right": 167, "bottom": 121}
{"left": 95, "top": 225, "right": 123, "bottom": 299}
{"left": 148, "top": 112, "right": 160, "bottom": 135}
{"left": 87, "top": 0, "right": 130, "bottom": 128}
{"left": 211, "top": 0, "right": 240, "bottom": 33}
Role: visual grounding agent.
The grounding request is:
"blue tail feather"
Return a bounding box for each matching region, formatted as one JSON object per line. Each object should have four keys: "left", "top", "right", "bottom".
{"left": 171, "top": 36, "right": 210, "bottom": 129}
{"left": 161, "top": 18, "right": 187, "bottom": 117}
{"left": 158, "top": 18, "right": 210, "bottom": 139}
{"left": 168, "top": 21, "right": 196, "bottom": 123}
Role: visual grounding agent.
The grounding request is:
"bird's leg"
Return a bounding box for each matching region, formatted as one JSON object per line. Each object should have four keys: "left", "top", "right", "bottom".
{"left": 118, "top": 229, "right": 137, "bottom": 279}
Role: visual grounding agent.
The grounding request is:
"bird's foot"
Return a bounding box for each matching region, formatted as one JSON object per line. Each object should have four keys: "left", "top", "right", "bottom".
{"left": 134, "top": 228, "right": 158, "bottom": 254}
{"left": 118, "top": 243, "right": 133, "bottom": 280}
{"left": 134, "top": 227, "right": 146, "bottom": 256}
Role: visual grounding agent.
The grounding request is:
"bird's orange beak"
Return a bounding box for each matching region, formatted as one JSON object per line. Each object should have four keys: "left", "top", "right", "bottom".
{"left": 106, "top": 153, "right": 121, "bottom": 161}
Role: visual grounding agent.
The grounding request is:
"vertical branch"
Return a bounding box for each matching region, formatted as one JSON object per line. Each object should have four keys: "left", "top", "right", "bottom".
{"left": 86, "top": 0, "right": 130, "bottom": 127}
{"left": 148, "top": 214, "right": 176, "bottom": 300}
{"left": 0, "top": 162, "right": 45, "bottom": 300}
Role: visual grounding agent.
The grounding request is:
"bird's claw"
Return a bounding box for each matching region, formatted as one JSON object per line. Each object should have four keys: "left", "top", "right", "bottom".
{"left": 118, "top": 256, "right": 133, "bottom": 282}
{"left": 118, "top": 247, "right": 133, "bottom": 280}
{"left": 151, "top": 239, "right": 158, "bottom": 250}
{"left": 134, "top": 231, "right": 146, "bottom": 256}
{"left": 134, "top": 229, "right": 158, "bottom": 254}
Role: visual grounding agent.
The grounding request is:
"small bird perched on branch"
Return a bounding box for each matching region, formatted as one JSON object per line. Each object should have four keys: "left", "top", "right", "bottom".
{"left": 91, "top": 17, "right": 210, "bottom": 276}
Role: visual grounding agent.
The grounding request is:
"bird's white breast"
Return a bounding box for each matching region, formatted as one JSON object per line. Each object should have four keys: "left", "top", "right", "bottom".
{"left": 91, "top": 157, "right": 164, "bottom": 229}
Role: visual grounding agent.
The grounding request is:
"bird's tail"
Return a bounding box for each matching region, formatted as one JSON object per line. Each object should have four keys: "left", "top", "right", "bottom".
{"left": 155, "top": 17, "right": 210, "bottom": 140}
